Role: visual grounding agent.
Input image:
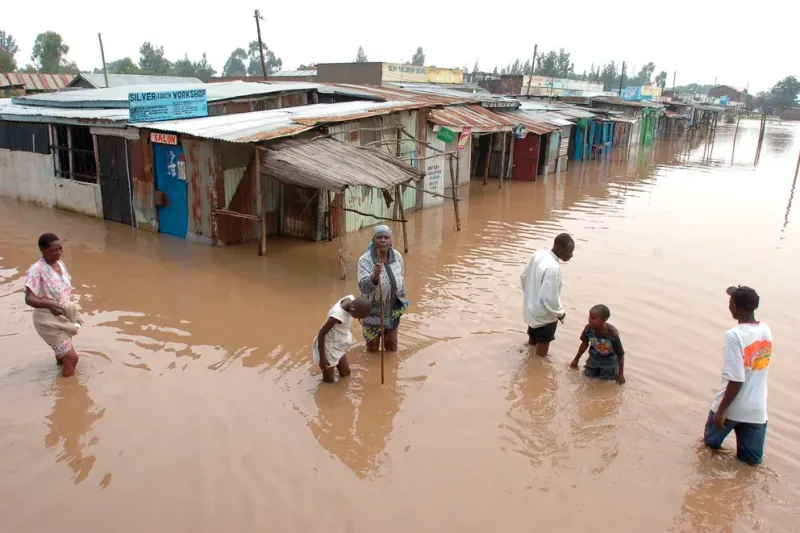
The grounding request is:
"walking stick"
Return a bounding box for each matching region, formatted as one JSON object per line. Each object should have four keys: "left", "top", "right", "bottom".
{"left": 378, "top": 253, "right": 385, "bottom": 385}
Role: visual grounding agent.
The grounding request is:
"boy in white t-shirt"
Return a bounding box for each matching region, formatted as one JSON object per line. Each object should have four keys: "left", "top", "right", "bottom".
{"left": 314, "top": 295, "right": 371, "bottom": 383}
{"left": 704, "top": 286, "right": 772, "bottom": 465}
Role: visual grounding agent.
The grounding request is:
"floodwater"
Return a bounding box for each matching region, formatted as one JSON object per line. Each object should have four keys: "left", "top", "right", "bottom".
{"left": 1, "top": 119, "right": 799, "bottom": 532}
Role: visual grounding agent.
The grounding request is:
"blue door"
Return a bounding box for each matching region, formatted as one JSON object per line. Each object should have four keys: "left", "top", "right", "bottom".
{"left": 153, "top": 143, "right": 188, "bottom": 238}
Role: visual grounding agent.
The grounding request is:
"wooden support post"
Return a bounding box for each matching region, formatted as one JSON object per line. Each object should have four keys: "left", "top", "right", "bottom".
{"left": 326, "top": 190, "right": 333, "bottom": 241}
{"left": 483, "top": 134, "right": 494, "bottom": 185}
{"left": 507, "top": 133, "right": 515, "bottom": 179}
{"left": 755, "top": 114, "right": 767, "bottom": 164}
{"left": 414, "top": 109, "right": 428, "bottom": 210}
{"left": 795, "top": 150, "right": 800, "bottom": 180}
{"left": 67, "top": 127, "right": 74, "bottom": 178}
{"left": 449, "top": 153, "right": 461, "bottom": 231}
{"left": 499, "top": 132, "right": 507, "bottom": 189}
{"left": 255, "top": 147, "right": 266, "bottom": 256}
{"left": 337, "top": 190, "right": 347, "bottom": 279}
{"left": 92, "top": 134, "right": 100, "bottom": 182}
{"left": 395, "top": 184, "right": 409, "bottom": 253}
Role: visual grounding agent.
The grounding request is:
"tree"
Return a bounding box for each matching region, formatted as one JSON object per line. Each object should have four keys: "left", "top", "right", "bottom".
{"left": 298, "top": 63, "right": 316, "bottom": 70}
{"left": 523, "top": 59, "right": 532, "bottom": 75}
{"left": 763, "top": 76, "right": 800, "bottom": 110}
{"left": 192, "top": 53, "right": 215, "bottom": 82}
{"left": 222, "top": 48, "right": 248, "bottom": 77}
{"left": 555, "top": 48, "right": 574, "bottom": 78}
{"left": 600, "top": 61, "right": 620, "bottom": 92}
{"left": 535, "top": 50, "right": 558, "bottom": 77}
{"left": 655, "top": 71, "right": 668, "bottom": 89}
{"left": 107, "top": 57, "right": 140, "bottom": 75}
{"left": 139, "top": 42, "right": 172, "bottom": 75}
{"left": 492, "top": 66, "right": 499, "bottom": 75}
{"left": 0, "top": 30, "right": 19, "bottom": 71}
{"left": 472, "top": 58, "right": 479, "bottom": 75}
{"left": 633, "top": 62, "right": 656, "bottom": 86}
{"left": 173, "top": 55, "right": 196, "bottom": 78}
{"left": 246, "top": 41, "right": 282, "bottom": 76}
{"left": 31, "top": 31, "right": 74, "bottom": 73}
{"left": 411, "top": 46, "right": 425, "bottom": 66}
{"left": 355, "top": 46, "right": 367, "bottom": 63}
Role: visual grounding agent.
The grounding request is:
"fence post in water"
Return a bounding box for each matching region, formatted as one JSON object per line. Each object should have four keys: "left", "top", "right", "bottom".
{"left": 449, "top": 153, "right": 461, "bottom": 231}
{"left": 483, "top": 134, "right": 493, "bottom": 185}
{"left": 255, "top": 147, "right": 266, "bottom": 256}
{"left": 395, "top": 184, "right": 409, "bottom": 253}
{"left": 755, "top": 114, "right": 767, "bottom": 164}
{"left": 731, "top": 112, "right": 741, "bottom": 164}
{"left": 326, "top": 190, "right": 333, "bottom": 242}
{"left": 337, "top": 189, "right": 347, "bottom": 279}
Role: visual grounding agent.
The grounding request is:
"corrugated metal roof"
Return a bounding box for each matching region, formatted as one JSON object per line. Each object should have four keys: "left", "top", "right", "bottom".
{"left": 508, "top": 110, "right": 573, "bottom": 127}
{"left": 491, "top": 110, "right": 560, "bottom": 135}
{"left": 135, "top": 100, "right": 429, "bottom": 143}
{"left": 261, "top": 137, "right": 424, "bottom": 192}
{"left": 71, "top": 73, "right": 203, "bottom": 88}
{"left": 0, "top": 72, "right": 75, "bottom": 91}
{"left": 428, "top": 105, "right": 514, "bottom": 132}
{"left": 388, "top": 83, "right": 520, "bottom": 108}
{"left": 270, "top": 70, "right": 317, "bottom": 77}
{"left": 549, "top": 107, "right": 598, "bottom": 119}
{"left": 14, "top": 81, "right": 324, "bottom": 109}
{"left": 592, "top": 96, "right": 663, "bottom": 108}
{"left": 0, "top": 99, "right": 128, "bottom": 124}
{"left": 329, "top": 83, "right": 475, "bottom": 106}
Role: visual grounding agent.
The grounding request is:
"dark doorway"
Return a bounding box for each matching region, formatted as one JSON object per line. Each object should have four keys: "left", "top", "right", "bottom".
{"left": 97, "top": 136, "right": 134, "bottom": 226}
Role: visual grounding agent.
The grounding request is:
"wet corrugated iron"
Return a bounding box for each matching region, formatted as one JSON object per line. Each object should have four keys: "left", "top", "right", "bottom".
{"left": 329, "top": 84, "right": 475, "bottom": 106}
{"left": 491, "top": 110, "right": 560, "bottom": 135}
{"left": 0, "top": 100, "right": 129, "bottom": 124}
{"left": 0, "top": 72, "right": 74, "bottom": 91}
{"left": 592, "top": 96, "right": 664, "bottom": 108}
{"left": 134, "top": 100, "right": 430, "bottom": 143}
{"left": 14, "top": 81, "right": 325, "bottom": 109}
{"left": 72, "top": 73, "right": 203, "bottom": 88}
{"left": 428, "top": 105, "right": 515, "bottom": 132}
{"left": 388, "top": 83, "right": 520, "bottom": 108}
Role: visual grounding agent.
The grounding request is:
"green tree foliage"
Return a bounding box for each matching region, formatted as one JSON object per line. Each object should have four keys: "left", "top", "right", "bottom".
{"left": 631, "top": 62, "right": 655, "bottom": 86}
{"left": 411, "top": 47, "right": 425, "bottom": 66}
{"left": 31, "top": 31, "right": 76, "bottom": 73}
{"left": 655, "top": 71, "right": 668, "bottom": 89}
{"left": 193, "top": 53, "right": 216, "bottom": 81}
{"left": 762, "top": 76, "right": 800, "bottom": 110}
{"left": 222, "top": 48, "right": 247, "bottom": 77}
{"left": 138, "top": 42, "right": 172, "bottom": 75}
{"left": 355, "top": 46, "right": 368, "bottom": 63}
{"left": 0, "top": 30, "right": 20, "bottom": 71}
{"left": 172, "top": 55, "right": 195, "bottom": 78}
{"left": 247, "top": 41, "right": 282, "bottom": 75}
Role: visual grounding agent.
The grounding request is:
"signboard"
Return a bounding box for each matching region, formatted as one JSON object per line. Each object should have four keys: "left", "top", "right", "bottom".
{"left": 559, "top": 136, "right": 569, "bottom": 157}
{"left": 381, "top": 63, "right": 463, "bottom": 84}
{"left": 457, "top": 127, "right": 471, "bottom": 150}
{"left": 437, "top": 127, "right": 455, "bottom": 143}
{"left": 150, "top": 132, "right": 178, "bottom": 145}
{"left": 129, "top": 88, "right": 208, "bottom": 123}
{"left": 621, "top": 86, "right": 642, "bottom": 101}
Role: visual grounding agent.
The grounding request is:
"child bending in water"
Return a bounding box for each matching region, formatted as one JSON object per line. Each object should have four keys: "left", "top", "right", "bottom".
{"left": 314, "top": 295, "right": 371, "bottom": 383}
{"left": 570, "top": 304, "right": 626, "bottom": 384}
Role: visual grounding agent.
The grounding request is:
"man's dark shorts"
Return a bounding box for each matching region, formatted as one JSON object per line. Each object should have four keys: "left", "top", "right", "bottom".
{"left": 527, "top": 321, "right": 558, "bottom": 345}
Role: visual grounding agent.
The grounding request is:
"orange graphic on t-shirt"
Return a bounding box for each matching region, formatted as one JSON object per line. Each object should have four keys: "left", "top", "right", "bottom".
{"left": 743, "top": 339, "right": 772, "bottom": 370}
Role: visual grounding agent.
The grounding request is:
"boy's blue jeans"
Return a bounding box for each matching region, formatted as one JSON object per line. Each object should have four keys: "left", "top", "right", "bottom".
{"left": 703, "top": 411, "right": 767, "bottom": 465}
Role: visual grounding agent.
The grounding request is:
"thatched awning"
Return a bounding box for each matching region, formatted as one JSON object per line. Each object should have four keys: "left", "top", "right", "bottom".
{"left": 260, "top": 137, "right": 424, "bottom": 192}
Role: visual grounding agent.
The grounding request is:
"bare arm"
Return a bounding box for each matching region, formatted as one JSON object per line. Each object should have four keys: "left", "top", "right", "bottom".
{"left": 713, "top": 381, "right": 744, "bottom": 427}
{"left": 316, "top": 317, "right": 341, "bottom": 370}
{"left": 570, "top": 341, "right": 589, "bottom": 368}
{"left": 25, "top": 287, "right": 63, "bottom": 314}
{"left": 616, "top": 354, "right": 625, "bottom": 384}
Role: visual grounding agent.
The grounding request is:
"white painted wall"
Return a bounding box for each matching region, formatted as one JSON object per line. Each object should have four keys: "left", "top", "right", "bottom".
{"left": 0, "top": 148, "right": 103, "bottom": 218}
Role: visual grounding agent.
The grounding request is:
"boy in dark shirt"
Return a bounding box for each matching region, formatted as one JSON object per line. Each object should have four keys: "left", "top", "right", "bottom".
{"left": 570, "top": 304, "right": 626, "bottom": 384}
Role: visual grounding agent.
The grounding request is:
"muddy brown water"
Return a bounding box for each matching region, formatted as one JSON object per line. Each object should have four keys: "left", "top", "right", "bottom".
{"left": 1, "top": 119, "right": 799, "bottom": 532}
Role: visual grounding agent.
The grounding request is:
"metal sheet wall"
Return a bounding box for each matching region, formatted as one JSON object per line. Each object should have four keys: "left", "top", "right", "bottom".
{"left": 218, "top": 142, "right": 257, "bottom": 245}
{"left": 129, "top": 133, "right": 158, "bottom": 231}
{"left": 182, "top": 139, "right": 217, "bottom": 243}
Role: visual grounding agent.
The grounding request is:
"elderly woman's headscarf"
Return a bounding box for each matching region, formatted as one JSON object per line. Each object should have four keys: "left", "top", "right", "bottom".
{"left": 367, "top": 225, "right": 392, "bottom": 251}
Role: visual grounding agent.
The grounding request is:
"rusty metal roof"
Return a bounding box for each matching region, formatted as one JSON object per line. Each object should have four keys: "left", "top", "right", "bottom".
{"left": 0, "top": 72, "right": 75, "bottom": 91}
{"left": 428, "top": 105, "right": 514, "bottom": 132}
{"left": 491, "top": 110, "right": 560, "bottom": 135}
{"left": 592, "top": 96, "right": 663, "bottom": 108}
{"left": 328, "top": 84, "right": 475, "bottom": 106}
{"left": 261, "top": 137, "right": 424, "bottom": 192}
{"left": 0, "top": 99, "right": 128, "bottom": 125}
{"left": 135, "top": 100, "right": 430, "bottom": 143}
{"left": 388, "top": 83, "right": 520, "bottom": 108}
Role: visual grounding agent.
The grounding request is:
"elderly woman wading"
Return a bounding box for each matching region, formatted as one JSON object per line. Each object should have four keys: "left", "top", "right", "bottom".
{"left": 24, "top": 233, "right": 83, "bottom": 377}
{"left": 358, "top": 225, "right": 409, "bottom": 352}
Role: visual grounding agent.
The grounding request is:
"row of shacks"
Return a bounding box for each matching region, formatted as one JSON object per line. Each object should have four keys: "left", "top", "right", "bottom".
{"left": 0, "top": 80, "right": 721, "bottom": 272}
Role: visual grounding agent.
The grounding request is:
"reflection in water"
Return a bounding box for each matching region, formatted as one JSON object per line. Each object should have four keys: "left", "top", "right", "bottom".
{"left": 672, "top": 457, "right": 769, "bottom": 533}
{"left": 309, "top": 348, "right": 404, "bottom": 479}
{"left": 570, "top": 381, "right": 622, "bottom": 474}
{"left": 44, "top": 378, "right": 105, "bottom": 484}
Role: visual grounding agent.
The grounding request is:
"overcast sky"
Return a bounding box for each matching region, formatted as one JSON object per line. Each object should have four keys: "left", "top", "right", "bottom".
{"left": 4, "top": 0, "right": 796, "bottom": 93}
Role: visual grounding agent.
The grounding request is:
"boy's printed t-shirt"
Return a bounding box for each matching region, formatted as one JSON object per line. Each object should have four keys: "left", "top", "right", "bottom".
{"left": 313, "top": 295, "right": 356, "bottom": 367}
{"left": 711, "top": 323, "right": 772, "bottom": 424}
{"left": 581, "top": 324, "right": 624, "bottom": 370}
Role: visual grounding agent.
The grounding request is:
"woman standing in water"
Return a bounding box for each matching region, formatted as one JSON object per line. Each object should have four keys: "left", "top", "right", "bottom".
{"left": 357, "top": 225, "right": 408, "bottom": 352}
{"left": 24, "top": 233, "right": 80, "bottom": 377}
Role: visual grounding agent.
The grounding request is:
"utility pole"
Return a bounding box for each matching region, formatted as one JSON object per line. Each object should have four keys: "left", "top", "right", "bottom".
{"left": 672, "top": 71, "right": 676, "bottom": 91}
{"left": 254, "top": 10, "right": 268, "bottom": 80}
{"left": 98, "top": 33, "right": 109, "bottom": 88}
{"left": 525, "top": 44, "right": 537, "bottom": 98}
{"left": 619, "top": 61, "right": 626, "bottom": 96}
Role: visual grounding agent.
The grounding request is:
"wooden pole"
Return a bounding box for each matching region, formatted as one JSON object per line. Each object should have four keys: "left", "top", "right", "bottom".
{"left": 449, "top": 153, "right": 461, "bottom": 231}
{"left": 395, "top": 184, "right": 409, "bottom": 253}
{"left": 755, "top": 114, "right": 767, "bottom": 164}
{"left": 507, "top": 133, "right": 515, "bottom": 179}
{"left": 499, "top": 132, "right": 507, "bottom": 189}
{"left": 378, "top": 250, "right": 385, "bottom": 385}
{"left": 255, "top": 147, "right": 266, "bottom": 256}
{"left": 795, "top": 150, "right": 800, "bottom": 180}
{"left": 254, "top": 10, "right": 268, "bottom": 80}
{"left": 483, "top": 134, "right": 494, "bottom": 185}
{"left": 326, "top": 190, "right": 333, "bottom": 241}
{"left": 97, "top": 33, "right": 109, "bottom": 88}
{"left": 337, "top": 190, "right": 347, "bottom": 279}
{"left": 525, "top": 44, "right": 537, "bottom": 97}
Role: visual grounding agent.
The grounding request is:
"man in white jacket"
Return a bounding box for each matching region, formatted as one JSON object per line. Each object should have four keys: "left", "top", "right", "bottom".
{"left": 521, "top": 233, "right": 575, "bottom": 357}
